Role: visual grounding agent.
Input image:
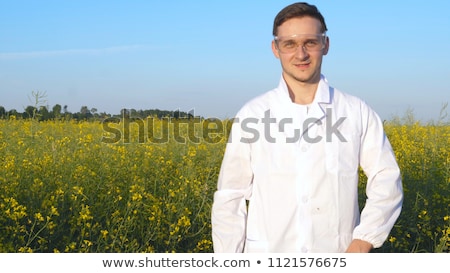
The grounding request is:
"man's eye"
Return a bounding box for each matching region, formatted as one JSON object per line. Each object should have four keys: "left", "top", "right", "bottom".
{"left": 282, "top": 41, "right": 297, "bottom": 48}
{"left": 305, "top": 40, "right": 319, "bottom": 47}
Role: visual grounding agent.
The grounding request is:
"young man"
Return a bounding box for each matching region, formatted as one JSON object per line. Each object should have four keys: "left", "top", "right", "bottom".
{"left": 211, "top": 2, "right": 403, "bottom": 252}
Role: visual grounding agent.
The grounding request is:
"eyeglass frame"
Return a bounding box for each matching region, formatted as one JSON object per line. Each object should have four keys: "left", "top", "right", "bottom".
{"left": 273, "top": 33, "right": 327, "bottom": 53}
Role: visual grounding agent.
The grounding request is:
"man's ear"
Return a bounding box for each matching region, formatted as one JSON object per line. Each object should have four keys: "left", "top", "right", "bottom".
{"left": 323, "top": 36, "right": 330, "bottom": 55}
{"left": 271, "top": 40, "right": 280, "bottom": 59}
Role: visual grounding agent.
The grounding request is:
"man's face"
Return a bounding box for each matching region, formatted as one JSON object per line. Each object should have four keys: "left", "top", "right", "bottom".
{"left": 272, "top": 16, "right": 329, "bottom": 85}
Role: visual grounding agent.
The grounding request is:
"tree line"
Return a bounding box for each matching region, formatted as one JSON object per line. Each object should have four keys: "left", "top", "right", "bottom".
{"left": 0, "top": 104, "right": 195, "bottom": 121}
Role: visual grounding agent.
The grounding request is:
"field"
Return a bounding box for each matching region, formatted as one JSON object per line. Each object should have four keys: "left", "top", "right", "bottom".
{"left": 0, "top": 116, "right": 448, "bottom": 253}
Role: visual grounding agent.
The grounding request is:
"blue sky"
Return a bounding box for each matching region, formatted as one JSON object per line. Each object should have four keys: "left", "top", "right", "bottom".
{"left": 1, "top": 0, "right": 449, "bottom": 122}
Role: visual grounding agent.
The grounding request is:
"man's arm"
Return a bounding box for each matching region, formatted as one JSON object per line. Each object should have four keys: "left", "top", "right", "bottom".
{"left": 211, "top": 116, "right": 254, "bottom": 252}
{"left": 352, "top": 102, "right": 403, "bottom": 249}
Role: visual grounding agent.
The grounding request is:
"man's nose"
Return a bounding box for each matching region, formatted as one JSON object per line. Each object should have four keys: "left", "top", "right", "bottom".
{"left": 294, "top": 45, "right": 308, "bottom": 59}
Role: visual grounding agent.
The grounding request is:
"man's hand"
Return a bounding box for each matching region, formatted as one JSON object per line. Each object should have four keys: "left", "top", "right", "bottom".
{"left": 345, "top": 239, "right": 373, "bottom": 253}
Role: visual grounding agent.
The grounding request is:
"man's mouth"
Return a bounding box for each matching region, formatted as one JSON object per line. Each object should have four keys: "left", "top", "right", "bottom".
{"left": 294, "top": 62, "right": 310, "bottom": 69}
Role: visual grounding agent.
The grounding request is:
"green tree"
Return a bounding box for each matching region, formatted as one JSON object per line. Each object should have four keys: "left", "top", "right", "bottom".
{"left": 24, "top": 105, "right": 37, "bottom": 119}
{"left": 39, "top": 105, "right": 50, "bottom": 120}
{"left": 8, "top": 109, "right": 18, "bottom": 118}
{"left": 0, "top": 106, "right": 5, "bottom": 119}
{"left": 79, "top": 106, "right": 92, "bottom": 120}
{"left": 52, "top": 104, "right": 62, "bottom": 119}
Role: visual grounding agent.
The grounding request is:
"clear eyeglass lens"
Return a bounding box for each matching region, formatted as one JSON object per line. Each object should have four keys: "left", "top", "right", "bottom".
{"left": 275, "top": 34, "right": 325, "bottom": 53}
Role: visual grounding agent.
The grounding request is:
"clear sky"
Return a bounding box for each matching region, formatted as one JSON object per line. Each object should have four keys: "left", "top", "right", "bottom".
{"left": 1, "top": 0, "right": 449, "bottom": 122}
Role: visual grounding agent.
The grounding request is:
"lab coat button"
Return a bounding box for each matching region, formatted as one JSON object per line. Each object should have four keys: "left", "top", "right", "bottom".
{"left": 301, "top": 247, "right": 308, "bottom": 252}
{"left": 301, "top": 146, "right": 308, "bottom": 152}
{"left": 302, "top": 196, "right": 308, "bottom": 203}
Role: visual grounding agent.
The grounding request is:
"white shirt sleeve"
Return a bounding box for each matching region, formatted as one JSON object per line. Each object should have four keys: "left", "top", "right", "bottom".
{"left": 353, "top": 101, "right": 403, "bottom": 248}
{"left": 211, "top": 115, "right": 254, "bottom": 252}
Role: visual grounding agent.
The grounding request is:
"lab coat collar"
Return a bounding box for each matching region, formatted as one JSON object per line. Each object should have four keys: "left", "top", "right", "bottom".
{"left": 270, "top": 75, "right": 332, "bottom": 141}
{"left": 310, "top": 75, "right": 332, "bottom": 121}
{"left": 315, "top": 75, "right": 332, "bottom": 104}
{"left": 276, "top": 74, "right": 331, "bottom": 117}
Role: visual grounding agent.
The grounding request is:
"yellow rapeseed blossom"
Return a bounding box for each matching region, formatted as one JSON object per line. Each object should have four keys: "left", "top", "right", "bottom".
{"left": 101, "top": 230, "right": 109, "bottom": 239}
{"left": 131, "top": 192, "right": 143, "bottom": 202}
{"left": 35, "top": 212, "right": 45, "bottom": 222}
{"left": 79, "top": 204, "right": 93, "bottom": 221}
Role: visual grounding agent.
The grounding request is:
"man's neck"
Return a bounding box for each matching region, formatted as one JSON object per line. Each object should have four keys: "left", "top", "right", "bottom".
{"left": 286, "top": 79, "right": 319, "bottom": 105}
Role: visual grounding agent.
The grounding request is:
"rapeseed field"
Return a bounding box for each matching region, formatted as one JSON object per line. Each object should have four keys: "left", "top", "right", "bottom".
{"left": 0, "top": 116, "right": 448, "bottom": 252}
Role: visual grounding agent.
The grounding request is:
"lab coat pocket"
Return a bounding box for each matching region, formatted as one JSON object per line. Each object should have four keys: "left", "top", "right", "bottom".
{"left": 326, "top": 133, "right": 360, "bottom": 175}
{"left": 244, "top": 239, "right": 269, "bottom": 253}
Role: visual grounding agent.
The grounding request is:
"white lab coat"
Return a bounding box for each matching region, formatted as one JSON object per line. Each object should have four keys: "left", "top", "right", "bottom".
{"left": 211, "top": 75, "right": 403, "bottom": 252}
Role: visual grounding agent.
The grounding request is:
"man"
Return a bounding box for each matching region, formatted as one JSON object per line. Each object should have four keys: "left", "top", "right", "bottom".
{"left": 211, "top": 2, "right": 403, "bottom": 253}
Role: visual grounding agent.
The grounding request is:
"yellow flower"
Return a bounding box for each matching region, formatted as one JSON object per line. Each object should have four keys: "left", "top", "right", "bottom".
{"left": 18, "top": 247, "right": 33, "bottom": 253}
{"left": 79, "top": 204, "right": 93, "bottom": 221}
{"left": 168, "top": 189, "right": 176, "bottom": 198}
{"left": 83, "top": 240, "right": 93, "bottom": 247}
{"left": 50, "top": 206, "right": 59, "bottom": 216}
{"left": 177, "top": 215, "right": 191, "bottom": 227}
{"left": 73, "top": 186, "right": 84, "bottom": 195}
{"left": 101, "top": 230, "right": 109, "bottom": 239}
{"left": 131, "top": 192, "right": 142, "bottom": 202}
{"left": 35, "top": 212, "right": 45, "bottom": 222}
{"left": 188, "top": 146, "right": 196, "bottom": 157}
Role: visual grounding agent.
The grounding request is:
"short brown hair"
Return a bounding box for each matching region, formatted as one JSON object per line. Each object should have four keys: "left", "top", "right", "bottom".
{"left": 273, "top": 2, "right": 328, "bottom": 36}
